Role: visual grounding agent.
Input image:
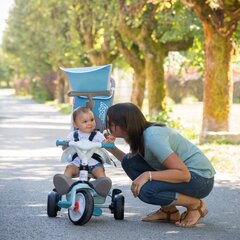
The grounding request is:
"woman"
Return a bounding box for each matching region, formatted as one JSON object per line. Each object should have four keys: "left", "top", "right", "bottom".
{"left": 106, "top": 103, "right": 215, "bottom": 227}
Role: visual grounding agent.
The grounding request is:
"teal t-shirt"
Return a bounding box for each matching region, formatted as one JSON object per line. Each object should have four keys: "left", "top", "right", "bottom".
{"left": 143, "top": 126, "right": 215, "bottom": 178}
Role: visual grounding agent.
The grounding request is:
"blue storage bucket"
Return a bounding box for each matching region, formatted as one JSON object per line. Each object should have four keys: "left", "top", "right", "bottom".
{"left": 60, "top": 64, "right": 112, "bottom": 92}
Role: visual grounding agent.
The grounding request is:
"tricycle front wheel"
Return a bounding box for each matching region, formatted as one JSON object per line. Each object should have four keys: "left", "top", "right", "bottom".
{"left": 68, "top": 190, "right": 94, "bottom": 225}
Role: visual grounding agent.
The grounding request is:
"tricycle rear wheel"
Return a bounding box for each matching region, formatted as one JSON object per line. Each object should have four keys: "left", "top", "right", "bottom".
{"left": 113, "top": 194, "right": 124, "bottom": 220}
{"left": 47, "top": 191, "right": 61, "bottom": 217}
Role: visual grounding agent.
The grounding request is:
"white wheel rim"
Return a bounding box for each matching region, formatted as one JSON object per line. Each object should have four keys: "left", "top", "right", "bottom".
{"left": 69, "top": 192, "right": 86, "bottom": 222}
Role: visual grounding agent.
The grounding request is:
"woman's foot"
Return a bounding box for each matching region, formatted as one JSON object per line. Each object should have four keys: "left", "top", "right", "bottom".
{"left": 176, "top": 200, "right": 208, "bottom": 227}
{"left": 142, "top": 206, "right": 180, "bottom": 223}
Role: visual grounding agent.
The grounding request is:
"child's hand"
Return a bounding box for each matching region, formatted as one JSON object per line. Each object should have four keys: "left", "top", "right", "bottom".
{"left": 105, "top": 134, "right": 116, "bottom": 143}
{"left": 62, "top": 140, "right": 70, "bottom": 150}
{"left": 103, "top": 130, "right": 116, "bottom": 143}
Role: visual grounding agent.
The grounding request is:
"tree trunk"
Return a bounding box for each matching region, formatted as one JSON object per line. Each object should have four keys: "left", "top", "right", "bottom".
{"left": 131, "top": 70, "right": 146, "bottom": 108}
{"left": 56, "top": 72, "right": 66, "bottom": 103}
{"left": 59, "top": 77, "right": 65, "bottom": 103}
{"left": 201, "top": 23, "right": 234, "bottom": 139}
{"left": 179, "top": 0, "right": 240, "bottom": 143}
{"left": 145, "top": 48, "right": 166, "bottom": 115}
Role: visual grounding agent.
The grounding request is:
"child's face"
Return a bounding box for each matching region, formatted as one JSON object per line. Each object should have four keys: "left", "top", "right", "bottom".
{"left": 74, "top": 111, "right": 96, "bottom": 133}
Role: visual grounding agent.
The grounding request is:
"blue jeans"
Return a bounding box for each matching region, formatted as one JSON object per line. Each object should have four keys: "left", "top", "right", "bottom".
{"left": 121, "top": 154, "right": 214, "bottom": 206}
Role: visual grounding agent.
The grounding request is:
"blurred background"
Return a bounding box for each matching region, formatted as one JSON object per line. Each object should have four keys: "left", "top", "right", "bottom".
{"left": 0, "top": 1, "right": 240, "bottom": 177}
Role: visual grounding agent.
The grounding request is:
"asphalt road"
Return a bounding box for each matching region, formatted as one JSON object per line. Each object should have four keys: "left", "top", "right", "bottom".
{"left": 0, "top": 89, "right": 240, "bottom": 240}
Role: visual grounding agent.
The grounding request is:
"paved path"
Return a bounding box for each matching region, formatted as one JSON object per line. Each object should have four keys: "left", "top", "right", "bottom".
{"left": 0, "top": 89, "right": 240, "bottom": 240}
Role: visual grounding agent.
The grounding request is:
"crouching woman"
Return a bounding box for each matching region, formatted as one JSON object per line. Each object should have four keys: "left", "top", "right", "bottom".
{"left": 106, "top": 103, "right": 215, "bottom": 228}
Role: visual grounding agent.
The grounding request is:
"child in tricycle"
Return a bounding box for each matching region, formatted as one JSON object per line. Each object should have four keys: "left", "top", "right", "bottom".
{"left": 54, "top": 106, "right": 115, "bottom": 195}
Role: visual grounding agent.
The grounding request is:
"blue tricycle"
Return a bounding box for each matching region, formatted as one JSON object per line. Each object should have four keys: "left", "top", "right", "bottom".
{"left": 47, "top": 64, "right": 124, "bottom": 226}
{"left": 47, "top": 139, "right": 124, "bottom": 225}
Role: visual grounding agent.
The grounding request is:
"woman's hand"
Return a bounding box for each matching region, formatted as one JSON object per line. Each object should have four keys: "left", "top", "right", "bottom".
{"left": 131, "top": 172, "right": 149, "bottom": 197}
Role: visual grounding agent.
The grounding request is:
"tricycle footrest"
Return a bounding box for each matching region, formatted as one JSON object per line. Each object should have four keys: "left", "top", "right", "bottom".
{"left": 93, "top": 207, "right": 103, "bottom": 216}
{"left": 58, "top": 200, "right": 71, "bottom": 208}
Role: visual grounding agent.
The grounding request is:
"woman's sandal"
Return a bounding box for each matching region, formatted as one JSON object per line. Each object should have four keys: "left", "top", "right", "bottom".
{"left": 142, "top": 208, "right": 180, "bottom": 223}
{"left": 176, "top": 200, "right": 208, "bottom": 227}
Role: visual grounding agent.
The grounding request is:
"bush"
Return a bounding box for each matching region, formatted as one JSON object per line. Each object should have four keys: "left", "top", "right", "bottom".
{"left": 146, "top": 108, "right": 182, "bottom": 130}
{"left": 46, "top": 101, "right": 72, "bottom": 115}
{"left": 146, "top": 108, "right": 198, "bottom": 141}
{"left": 233, "top": 81, "right": 240, "bottom": 103}
{"left": 31, "top": 77, "right": 52, "bottom": 103}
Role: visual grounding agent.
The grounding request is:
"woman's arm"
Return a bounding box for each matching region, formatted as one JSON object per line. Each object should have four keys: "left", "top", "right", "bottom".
{"left": 107, "top": 147, "right": 125, "bottom": 161}
{"left": 103, "top": 132, "right": 126, "bottom": 161}
{"left": 151, "top": 153, "right": 191, "bottom": 183}
{"left": 131, "top": 153, "right": 191, "bottom": 197}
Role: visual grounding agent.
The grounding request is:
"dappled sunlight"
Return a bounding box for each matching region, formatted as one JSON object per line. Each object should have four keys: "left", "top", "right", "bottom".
{"left": 199, "top": 144, "right": 240, "bottom": 180}
{"left": 165, "top": 230, "right": 180, "bottom": 234}
{"left": 0, "top": 161, "right": 63, "bottom": 170}
{"left": 214, "top": 177, "right": 240, "bottom": 189}
{"left": 0, "top": 123, "right": 69, "bottom": 130}
{"left": 0, "top": 164, "right": 65, "bottom": 180}
{"left": 0, "top": 148, "right": 61, "bottom": 157}
{"left": 23, "top": 203, "right": 46, "bottom": 207}
{"left": 104, "top": 211, "right": 140, "bottom": 219}
{"left": 2, "top": 116, "right": 70, "bottom": 124}
{"left": 169, "top": 102, "right": 240, "bottom": 134}
{"left": 105, "top": 165, "right": 131, "bottom": 186}
{"left": 215, "top": 172, "right": 240, "bottom": 184}
{"left": 0, "top": 176, "right": 45, "bottom": 180}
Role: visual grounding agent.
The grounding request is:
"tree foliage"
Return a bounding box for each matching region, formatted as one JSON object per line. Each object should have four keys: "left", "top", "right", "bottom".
{"left": 2, "top": 0, "right": 239, "bottom": 138}
{"left": 116, "top": 0, "right": 198, "bottom": 114}
{"left": 0, "top": 47, "right": 11, "bottom": 87}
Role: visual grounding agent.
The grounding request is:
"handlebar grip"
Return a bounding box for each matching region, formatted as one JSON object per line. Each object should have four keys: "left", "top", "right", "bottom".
{"left": 102, "top": 143, "right": 115, "bottom": 149}
{"left": 56, "top": 140, "right": 69, "bottom": 147}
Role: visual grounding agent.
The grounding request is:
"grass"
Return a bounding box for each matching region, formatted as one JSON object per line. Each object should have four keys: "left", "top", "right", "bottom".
{"left": 199, "top": 143, "right": 240, "bottom": 178}
{"left": 46, "top": 100, "right": 72, "bottom": 115}
{"left": 144, "top": 100, "right": 240, "bottom": 179}
{"left": 174, "top": 115, "right": 240, "bottom": 180}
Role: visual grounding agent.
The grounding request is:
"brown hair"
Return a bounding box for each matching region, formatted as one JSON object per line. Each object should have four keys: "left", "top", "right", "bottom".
{"left": 72, "top": 107, "right": 93, "bottom": 127}
{"left": 107, "top": 103, "right": 165, "bottom": 155}
{"left": 106, "top": 103, "right": 148, "bottom": 155}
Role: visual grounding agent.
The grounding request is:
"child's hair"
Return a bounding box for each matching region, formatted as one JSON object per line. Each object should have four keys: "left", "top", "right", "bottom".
{"left": 72, "top": 106, "right": 93, "bottom": 123}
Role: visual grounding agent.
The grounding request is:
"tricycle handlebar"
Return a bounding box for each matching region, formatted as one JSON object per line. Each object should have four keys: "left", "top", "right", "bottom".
{"left": 56, "top": 140, "right": 115, "bottom": 149}
{"left": 56, "top": 140, "right": 69, "bottom": 147}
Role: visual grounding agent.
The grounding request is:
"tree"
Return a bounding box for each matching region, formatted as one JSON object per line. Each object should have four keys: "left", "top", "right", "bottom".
{"left": 116, "top": 0, "right": 195, "bottom": 114}
{"left": 179, "top": 0, "right": 240, "bottom": 142}
{"left": 114, "top": 30, "right": 146, "bottom": 108}
{"left": 3, "top": 0, "right": 85, "bottom": 101}
{"left": 68, "top": 0, "right": 118, "bottom": 66}
{"left": 0, "top": 48, "right": 11, "bottom": 87}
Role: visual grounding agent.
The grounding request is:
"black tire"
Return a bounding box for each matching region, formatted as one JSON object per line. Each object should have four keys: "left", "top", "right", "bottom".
{"left": 68, "top": 190, "right": 94, "bottom": 225}
{"left": 47, "top": 191, "right": 61, "bottom": 217}
{"left": 113, "top": 194, "right": 124, "bottom": 220}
